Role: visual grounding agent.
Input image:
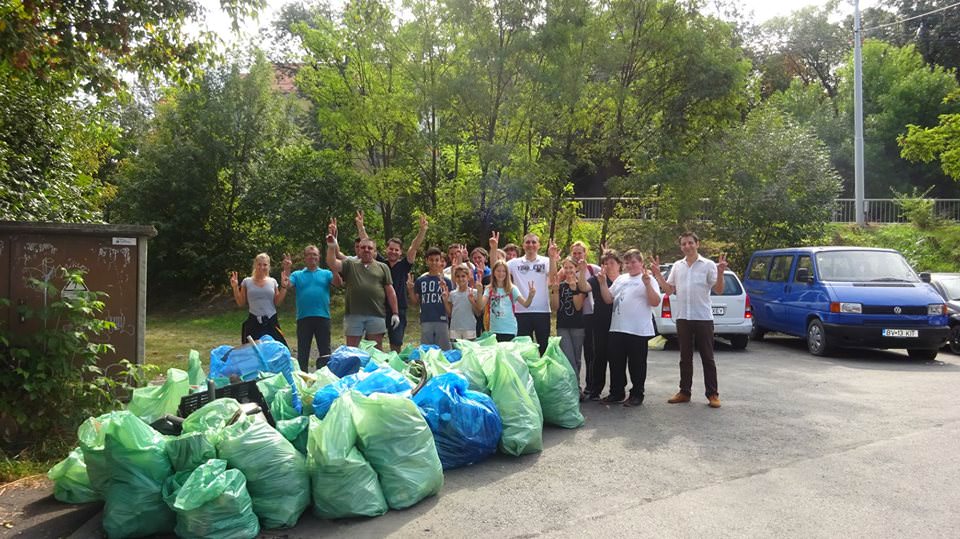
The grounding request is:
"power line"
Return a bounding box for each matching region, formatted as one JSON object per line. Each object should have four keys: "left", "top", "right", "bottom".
{"left": 862, "top": 1, "right": 960, "bottom": 32}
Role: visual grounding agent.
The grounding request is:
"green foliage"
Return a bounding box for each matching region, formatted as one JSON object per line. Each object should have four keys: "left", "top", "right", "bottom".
{"left": 899, "top": 89, "right": 960, "bottom": 181}
{"left": 0, "top": 67, "right": 116, "bottom": 222}
{"left": 111, "top": 53, "right": 360, "bottom": 293}
{"left": 0, "top": 269, "right": 155, "bottom": 450}
{"left": 828, "top": 222, "right": 960, "bottom": 273}
{"left": 0, "top": 0, "right": 263, "bottom": 96}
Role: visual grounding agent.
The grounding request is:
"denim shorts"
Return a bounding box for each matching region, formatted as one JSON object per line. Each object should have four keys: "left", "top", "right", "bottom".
{"left": 344, "top": 314, "right": 387, "bottom": 337}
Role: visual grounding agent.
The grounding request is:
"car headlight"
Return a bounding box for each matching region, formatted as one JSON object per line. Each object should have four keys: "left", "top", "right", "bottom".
{"left": 830, "top": 302, "right": 862, "bottom": 313}
{"left": 928, "top": 303, "right": 947, "bottom": 315}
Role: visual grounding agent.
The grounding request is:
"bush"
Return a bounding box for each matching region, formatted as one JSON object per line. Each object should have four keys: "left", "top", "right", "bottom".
{"left": 0, "top": 268, "right": 155, "bottom": 452}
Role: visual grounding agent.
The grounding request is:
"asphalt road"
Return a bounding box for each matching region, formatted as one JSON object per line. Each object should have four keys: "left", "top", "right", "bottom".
{"left": 259, "top": 336, "right": 960, "bottom": 539}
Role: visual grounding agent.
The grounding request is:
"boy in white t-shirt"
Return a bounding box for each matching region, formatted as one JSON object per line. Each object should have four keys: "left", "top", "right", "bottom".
{"left": 597, "top": 249, "right": 661, "bottom": 407}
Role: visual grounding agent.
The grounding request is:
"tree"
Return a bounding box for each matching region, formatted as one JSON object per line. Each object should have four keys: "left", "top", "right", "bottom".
{"left": 295, "top": 0, "right": 421, "bottom": 240}
{"left": 0, "top": 66, "right": 115, "bottom": 221}
{"left": 111, "top": 53, "right": 343, "bottom": 292}
{"left": 0, "top": 0, "right": 263, "bottom": 96}
{"left": 899, "top": 89, "right": 960, "bottom": 180}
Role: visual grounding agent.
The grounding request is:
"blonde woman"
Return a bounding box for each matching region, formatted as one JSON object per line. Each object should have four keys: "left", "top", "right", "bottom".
{"left": 474, "top": 260, "right": 535, "bottom": 342}
{"left": 230, "top": 253, "right": 289, "bottom": 347}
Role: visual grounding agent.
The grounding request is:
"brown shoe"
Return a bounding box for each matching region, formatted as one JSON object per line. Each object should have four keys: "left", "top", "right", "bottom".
{"left": 667, "top": 392, "right": 691, "bottom": 404}
{"left": 707, "top": 395, "right": 721, "bottom": 408}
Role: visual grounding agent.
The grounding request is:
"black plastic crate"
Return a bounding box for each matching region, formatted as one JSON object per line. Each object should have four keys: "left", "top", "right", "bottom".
{"left": 177, "top": 379, "right": 276, "bottom": 427}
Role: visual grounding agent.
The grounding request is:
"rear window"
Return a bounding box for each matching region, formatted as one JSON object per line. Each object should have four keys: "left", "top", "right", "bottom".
{"left": 711, "top": 274, "right": 743, "bottom": 296}
{"left": 937, "top": 277, "right": 960, "bottom": 301}
{"left": 768, "top": 255, "right": 794, "bottom": 282}
{"left": 747, "top": 257, "right": 771, "bottom": 280}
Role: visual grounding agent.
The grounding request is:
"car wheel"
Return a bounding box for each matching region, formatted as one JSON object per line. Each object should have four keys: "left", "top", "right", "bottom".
{"left": 949, "top": 325, "right": 960, "bottom": 355}
{"left": 907, "top": 348, "right": 938, "bottom": 361}
{"left": 806, "top": 319, "right": 831, "bottom": 356}
{"left": 729, "top": 335, "right": 749, "bottom": 350}
{"left": 751, "top": 324, "right": 767, "bottom": 341}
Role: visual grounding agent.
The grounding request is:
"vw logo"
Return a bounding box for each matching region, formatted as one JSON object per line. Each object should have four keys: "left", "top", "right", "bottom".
{"left": 893, "top": 306, "right": 902, "bottom": 314}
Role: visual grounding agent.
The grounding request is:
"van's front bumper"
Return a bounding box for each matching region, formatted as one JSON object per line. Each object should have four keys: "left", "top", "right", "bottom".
{"left": 822, "top": 323, "right": 949, "bottom": 349}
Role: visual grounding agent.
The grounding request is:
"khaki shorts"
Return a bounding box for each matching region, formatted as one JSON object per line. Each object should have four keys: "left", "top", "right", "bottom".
{"left": 449, "top": 329, "right": 477, "bottom": 341}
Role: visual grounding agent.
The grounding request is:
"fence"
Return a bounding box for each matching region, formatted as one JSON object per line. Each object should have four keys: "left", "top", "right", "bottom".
{"left": 572, "top": 197, "right": 960, "bottom": 223}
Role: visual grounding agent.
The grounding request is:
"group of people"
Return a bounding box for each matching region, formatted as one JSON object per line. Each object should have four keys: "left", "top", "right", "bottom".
{"left": 229, "top": 214, "right": 725, "bottom": 409}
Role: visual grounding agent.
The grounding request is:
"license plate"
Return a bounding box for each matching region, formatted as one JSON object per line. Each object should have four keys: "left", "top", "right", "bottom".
{"left": 712, "top": 306, "right": 725, "bottom": 316}
{"left": 882, "top": 329, "right": 918, "bottom": 338}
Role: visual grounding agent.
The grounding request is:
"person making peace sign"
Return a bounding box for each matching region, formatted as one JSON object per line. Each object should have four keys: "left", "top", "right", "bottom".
{"left": 650, "top": 231, "right": 728, "bottom": 409}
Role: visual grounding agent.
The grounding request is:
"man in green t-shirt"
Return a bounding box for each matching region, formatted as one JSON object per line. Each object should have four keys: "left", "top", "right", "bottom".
{"left": 326, "top": 217, "right": 400, "bottom": 350}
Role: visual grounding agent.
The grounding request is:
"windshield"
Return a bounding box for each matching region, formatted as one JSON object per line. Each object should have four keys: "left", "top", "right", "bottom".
{"left": 937, "top": 277, "right": 960, "bottom": 300}
{"left": 814, "top": 251, "right": 919, "bottom": 283}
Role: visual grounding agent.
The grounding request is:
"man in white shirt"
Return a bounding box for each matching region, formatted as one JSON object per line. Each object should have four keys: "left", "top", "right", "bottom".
{"left": 504, "top": 233, "right": 558, "bottom": 355}
{"left": 651, "top": 232, "right": 727, "bottom": 408}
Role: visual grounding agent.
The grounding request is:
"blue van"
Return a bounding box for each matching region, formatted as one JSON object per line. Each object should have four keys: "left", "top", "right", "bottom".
{"left": 743, "top": 247, "right": 949, "bottom": 360}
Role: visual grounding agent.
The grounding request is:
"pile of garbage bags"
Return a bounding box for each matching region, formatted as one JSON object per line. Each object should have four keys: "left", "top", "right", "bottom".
{"left": 48, "top": 334, "right": 583, "bottom": 536}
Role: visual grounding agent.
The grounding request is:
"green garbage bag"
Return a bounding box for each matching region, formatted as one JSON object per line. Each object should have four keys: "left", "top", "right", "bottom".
{"left": 276, "top": 416, "right": 309, "bottom": 455}
{"left": 482, "top": 348, "right": 543, "bottom": 456}
{"left": 529, "top": 337, "right": 584, "bottom": 428}
{"left": 256, "top": 373, "right": 289, "bottom": 408}
{"left": 181, "top": 399, "right": 243, "bottom": 447}
{"left": 162, "top": 459, "right": 260, "bottom": 539}
{"left": 217, "top": 413, "right": 309, "bottom": 529}
{"left": 306, "top": 397, "right": 387, "bottom": 519}
{"left": 398, "top": 344, "right": 416, "bottom": 361}
{"left": 450, "top": 347, "right": 488, "bottom": 393}
{"left": 500, "top": 337, "right": 541, "bottom": 363}
{"left": 165, "top": 431, "right": 217, "bottom": 472}
{"left": 48, "top": 447, "right": 100, "bottom": 504}
{"left": 351, "top": 391, "right": 444, "bottom": 509}
{"left": 78, "top": 411, "right": 175, "bottom": 538}
{"left": 187, "top": 349, "right": 206, "bottom": 387}
{"left": 127, "top": 368, "right": 190, "bottom": 424}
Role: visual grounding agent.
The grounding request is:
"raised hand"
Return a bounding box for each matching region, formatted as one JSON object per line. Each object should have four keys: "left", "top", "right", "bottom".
{"left": 642, "top": 268, "right": 652, "bottom": 285}
{"left": 326, "top": 217, "right": 338, "bottom": 244}
{"left": 651, "top": 256, "right": 662, "bottom": 276}
{"left": 229, "top": 271, "right": 239, "bottom": 288}
{"left": 407, "top": 273, "right": 415, "bottom": 290}
{"left": 282, "top": 253, "right": 292, "bottom": 272}
{"left": 418, "top": 213, "right": 428, "bottom": 231}
{"left": 576, "top": 259, "right": 587, "bottom": 274}
{"left": 600, "top": 241, "right": 608, "bottom": 253}
{"left": 354, "top": 210, "right": 364, "bottom": 229}
{"left": 717, "top": 253, "right": 728, "bottom": 274}
{"left": 439, "top": 278, "right": 450, "bottom": 300}
{"left": 467, "top": 263, "right": 476, "bottom": 286}
{"left": 528, "top": 280, "right": 536, "bottom": 296}
{"left": 547, "top": 238, "right": 559, "bottom": 260}
{"left": 489, "top": 230, "right": 500, "bottom": 251}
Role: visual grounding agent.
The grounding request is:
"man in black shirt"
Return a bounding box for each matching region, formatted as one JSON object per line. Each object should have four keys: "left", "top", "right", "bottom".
{"left": 586, "top": 249, "right": 622, "bottom": 401}
{"left": 356, "top": 211, "right": 428, "bottom": 352}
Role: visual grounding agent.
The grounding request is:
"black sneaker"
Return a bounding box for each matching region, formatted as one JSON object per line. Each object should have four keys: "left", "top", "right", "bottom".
{"left": 588, "top": 394, "right": 602, "bottom": 402}
{"left": 600, "top": 394, "right": 625, "bottom": 404}
{"left": 623, "top": 395, "right": 644, "bottom": 407}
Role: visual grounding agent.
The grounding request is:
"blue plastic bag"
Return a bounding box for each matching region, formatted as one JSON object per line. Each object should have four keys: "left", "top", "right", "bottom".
{"left": 209, "top": 337, "right": 301, "bottom": 414}
{"left": 408, "top": 344, "right": 440, "bottom": 361}
{"left": 412, "top": 372, "right": 502, "bottom": 470}
{"left": 327, "top": 346, "right": 372, "bottom": 377}
{"left": 313, "top": 367, "right": 414, "bottom": 419}
{"left": 443, "top": 349, "right": 463, "bottom": 363}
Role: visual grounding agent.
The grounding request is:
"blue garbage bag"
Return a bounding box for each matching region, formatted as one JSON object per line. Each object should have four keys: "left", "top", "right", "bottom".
{"left": 328, "top": 346, "right": 372, "bottom": 377}
{"left": 443, "top": 349, "right": 463, "bottom": 363}
{"left": 412, "top": 372, "right": 502, "bottom": 470}
{"left": 208, "top": 336, "right": 302, "bottom": 414}
{"left": 408, "top": 344, "right": 440, "bottom": 361}
{"left": 313, "top": 367, "right": 414, "bottom": 419}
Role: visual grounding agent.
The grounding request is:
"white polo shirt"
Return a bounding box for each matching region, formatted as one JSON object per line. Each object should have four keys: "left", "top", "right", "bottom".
{"left": 666, "top": 255, "right": 718, "bottom": 321}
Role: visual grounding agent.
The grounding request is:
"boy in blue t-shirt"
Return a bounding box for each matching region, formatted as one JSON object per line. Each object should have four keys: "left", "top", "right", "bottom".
{"left": 408, "top": 247, "right": 453, "bottom": 350}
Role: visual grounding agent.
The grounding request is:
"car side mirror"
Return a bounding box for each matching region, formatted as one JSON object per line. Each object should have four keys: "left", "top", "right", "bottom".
{"left": 796, "top": 267, "right": 812, "bottom": 283}
{"left": 919, "top": 272, "right": 931, "bottom": 283}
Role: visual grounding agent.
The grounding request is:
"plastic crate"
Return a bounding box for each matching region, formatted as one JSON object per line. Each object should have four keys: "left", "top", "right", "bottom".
{"left": 177, "top": 379, "right": 276, "bottom": 427}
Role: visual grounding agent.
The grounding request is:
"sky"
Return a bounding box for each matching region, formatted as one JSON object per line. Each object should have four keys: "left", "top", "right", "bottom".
{"left": 198, "top": 0, "right": 885, "bottom": 49}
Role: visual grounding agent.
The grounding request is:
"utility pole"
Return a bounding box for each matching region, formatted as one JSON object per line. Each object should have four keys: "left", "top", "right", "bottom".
{"left": 854, "top": 0, "right": 866, "bottom": 226}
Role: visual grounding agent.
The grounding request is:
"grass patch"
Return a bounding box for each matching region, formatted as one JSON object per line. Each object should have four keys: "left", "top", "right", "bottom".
{"left": 0, "top": 436, "right": 73, "bottom": 484}
{"left": 145, "top": 291, "right": 423, "bottom": 373}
